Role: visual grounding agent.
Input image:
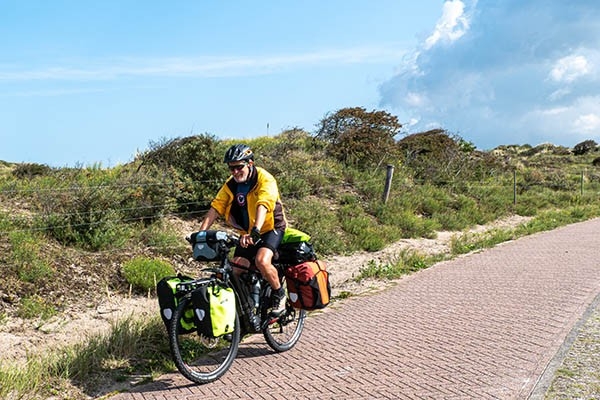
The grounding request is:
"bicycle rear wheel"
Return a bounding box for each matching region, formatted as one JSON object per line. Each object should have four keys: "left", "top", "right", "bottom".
{"left": 263, "top": 279, "right": 306, "bottom": 352}
{"left": 169, "top": 294, "right": 241, "bottom": 384}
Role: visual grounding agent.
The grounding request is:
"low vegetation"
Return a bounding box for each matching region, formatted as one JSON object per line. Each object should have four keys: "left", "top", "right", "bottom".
{"left": 2, "top": 107, "right": 600, "bottom": 398}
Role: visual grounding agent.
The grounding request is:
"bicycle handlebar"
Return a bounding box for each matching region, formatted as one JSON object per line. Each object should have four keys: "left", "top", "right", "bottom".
{"left": 186, "top": 230, "right": 263, "bottom": 248}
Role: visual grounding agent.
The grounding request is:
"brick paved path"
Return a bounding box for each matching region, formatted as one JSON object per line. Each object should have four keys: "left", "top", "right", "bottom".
{"left": 112, "top": 219, "right": 600, "bottom": 400}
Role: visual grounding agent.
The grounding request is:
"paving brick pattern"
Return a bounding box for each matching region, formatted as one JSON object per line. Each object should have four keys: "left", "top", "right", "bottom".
{"left": 112, "top": 219, "right": 600, "bottom": 400}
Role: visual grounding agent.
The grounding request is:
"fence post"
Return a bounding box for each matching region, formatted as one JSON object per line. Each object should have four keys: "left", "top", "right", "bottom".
{"left": 382, "top": 164, "right": 394, "bottom": 203}
{"left": 581, "top": 170, "right": 584, "bottom": 196}
{"left": 513, "top": 170, "right": 517, "bottom": 205}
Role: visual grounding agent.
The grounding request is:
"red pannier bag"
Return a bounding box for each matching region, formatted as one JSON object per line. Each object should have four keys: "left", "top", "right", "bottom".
{"left": 285, "top": 260, "right": 331, "bottom": 310}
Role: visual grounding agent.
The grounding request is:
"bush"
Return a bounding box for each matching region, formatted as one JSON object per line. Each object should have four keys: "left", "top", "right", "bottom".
{"left": 27, "top": 165, "right": 179, "bottom": 250}
{"left": 135, "top": 134, "right": 227, "bottom": 213}
{"left": 8, "top": 231, "right": 54, "bottom": 284}
{"left": 121, "top": 257, "right": 175, "bottom": 293}
{"left": 397, "top": 130, "right": 502, "bottom": 184}
{"left": 573, "top": 140, "right": 597, "bottom": 156}
{"left": 315, "top": 107, "right": 402, "bottom": 167}
{"left": 138, "top": 221, "right": 188, "bottom": 256}
{"left": 12, "top": 163, "right": 52, "bottom": 179}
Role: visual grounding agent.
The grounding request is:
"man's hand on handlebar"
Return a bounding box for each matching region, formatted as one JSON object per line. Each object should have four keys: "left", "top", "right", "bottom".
{"left": 239, "top": 227, "right": 261, "bottom": 248}
{"left": 250, "top": 227, "right": 261, "bottom": 242}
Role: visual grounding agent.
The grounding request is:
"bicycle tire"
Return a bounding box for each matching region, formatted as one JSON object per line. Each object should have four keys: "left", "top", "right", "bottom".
{"left": 263, "top": 279, "right": 306, "bottom": 352}
{"left": 169, "top": 293, "right": 241, "bottom": 384}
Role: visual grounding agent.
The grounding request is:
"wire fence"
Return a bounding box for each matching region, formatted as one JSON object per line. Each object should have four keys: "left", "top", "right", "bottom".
{"left": 1, "top": 169, "right": 599, "bottom": 239}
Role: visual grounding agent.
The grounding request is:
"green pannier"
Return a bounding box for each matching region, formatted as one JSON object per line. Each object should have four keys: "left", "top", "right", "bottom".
{"left": 157, "top": 274, "right": 196, "bottom": 334}
{"left": 191, "top": 283, "right": 236, "bottom": 338}
{"left": 276, "top": 228, "right": 317, "bottom": 265}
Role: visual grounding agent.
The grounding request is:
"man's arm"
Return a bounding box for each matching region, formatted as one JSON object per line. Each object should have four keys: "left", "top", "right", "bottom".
{"left": 253, "top": 204, "right": 268, "bottom": 232}
{"left": 199, "top": 207, "right": 220, "bottom": 230}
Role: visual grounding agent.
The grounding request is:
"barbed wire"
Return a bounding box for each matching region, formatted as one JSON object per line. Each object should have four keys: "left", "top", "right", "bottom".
{"left": 0, "top": 178, "right": 223, "bottom": 195}
{"left": 0, "top": 182, "right": 328, "bottom": 236}
{"left": 1, "top": 170, "right": 598, "bottom": 239}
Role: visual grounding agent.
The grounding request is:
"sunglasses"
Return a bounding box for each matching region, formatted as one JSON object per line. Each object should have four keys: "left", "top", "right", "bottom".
{"left": 228, "top": 163, "right": 247, "bottom": 172}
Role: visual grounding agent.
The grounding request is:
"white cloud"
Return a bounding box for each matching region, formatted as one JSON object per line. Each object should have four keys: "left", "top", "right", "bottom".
{"left": 407, "top": 118, "right": 420, "bottom": 127}
{"left": 405, "top": 92, "right": 428, "bottom": 108}
{"left": 540, "top": 107, "right": 570, "bottom": 116}
{"left": 519, "top": 96, "right": 600, "bottom": 142}
{"left": 574, "top": 113, "right": 600, "bottom": 133}
{"left": 549, "top": 88, "right": 571, "bottom": 101}
{"left": 0, "top": 45, "right": 407, "bottom": 82}
{"left": 379, "top": 0, "right": 600, "bottom": 148}
{"left": 550, "top": 55, "right": 591, "bottom": 83}
{"left": 424, "top": 0, "right": 470, "bottom": 50}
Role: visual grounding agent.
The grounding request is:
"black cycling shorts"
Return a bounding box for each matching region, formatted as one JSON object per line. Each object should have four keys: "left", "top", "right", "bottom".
{"left": 233, "top": 229, "right": 285, "bottom": 261}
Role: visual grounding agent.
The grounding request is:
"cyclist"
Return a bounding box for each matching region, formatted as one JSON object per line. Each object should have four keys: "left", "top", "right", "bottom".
{"left": 198, "top": 144, "right": 288, "bottom": 317}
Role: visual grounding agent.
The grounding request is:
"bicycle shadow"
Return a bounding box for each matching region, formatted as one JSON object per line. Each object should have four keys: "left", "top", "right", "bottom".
{"left": 120, "top": 341, "right": 281, "bottom": 396}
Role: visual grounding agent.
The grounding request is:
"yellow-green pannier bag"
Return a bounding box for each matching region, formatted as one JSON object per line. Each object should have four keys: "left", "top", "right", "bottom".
{"left": 191, "top": 283, "right": 236, "bottom": 338}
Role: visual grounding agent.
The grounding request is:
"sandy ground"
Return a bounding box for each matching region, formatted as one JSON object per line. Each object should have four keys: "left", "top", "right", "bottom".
{"left": 0, "top": 215, "right": 531, "bottom": 364}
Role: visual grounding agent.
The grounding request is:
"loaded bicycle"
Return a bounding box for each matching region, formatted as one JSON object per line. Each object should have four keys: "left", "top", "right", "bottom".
{"left": 166, "top": 230, "right": 308, "bottom": 384}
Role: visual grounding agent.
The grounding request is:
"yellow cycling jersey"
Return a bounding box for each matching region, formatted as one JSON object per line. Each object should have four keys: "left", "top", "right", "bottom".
{"left": 210, "top": 166, "right": 287, "bottom": 234}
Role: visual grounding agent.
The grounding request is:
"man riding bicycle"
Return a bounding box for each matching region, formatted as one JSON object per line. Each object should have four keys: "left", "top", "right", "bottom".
{"left": 198, "top": 144, "right": 288, "bottom": 317}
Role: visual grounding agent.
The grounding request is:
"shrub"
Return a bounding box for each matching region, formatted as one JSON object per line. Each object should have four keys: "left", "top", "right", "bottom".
{"left": 397, "top": 129, "right": 503, "bottom": 184}
{"left": 135, "top": 134, "right": 227, "bottom": 213}
{"left": 121, "top": 257, "right": 175, "bottom": 293}
{"left": 12, "top": 163, "right": 52, "bottom": 179}
{"left": 8, "top": 231, "right": 54, "bottom": 284}
{"left": 285, "top": 197, "right": 349, "bottom": 255}
{"left": 573, "top": 140, "right": 597, "bottom": 156}
{"left": 315, "top": 107, "right": 402, "bottom": 167}
{"left": 29, "top": 165, "right": 178, "bottom": 250}
{"left": 138, "top": 221, "right": 188, "bottom": 256}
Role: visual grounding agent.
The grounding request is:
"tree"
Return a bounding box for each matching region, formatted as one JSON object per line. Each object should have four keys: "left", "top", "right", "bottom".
{"left": 314, "top": 107, "right": 402, "bottom": 167}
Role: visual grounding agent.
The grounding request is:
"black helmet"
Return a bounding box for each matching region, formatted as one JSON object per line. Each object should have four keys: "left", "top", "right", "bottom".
{"left": 223, "top": 144, "right": 254, "bottom": 163}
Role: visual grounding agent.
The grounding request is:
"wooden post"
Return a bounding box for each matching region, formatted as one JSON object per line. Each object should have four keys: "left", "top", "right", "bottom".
{"left": 382, "top": 164, "right": 394, "bottom": 203}
{"left": 581, "top": 170, "right": 584, "bottom": 196}
{"left": 513, "top": 170, "right": 517, "bottom": 205}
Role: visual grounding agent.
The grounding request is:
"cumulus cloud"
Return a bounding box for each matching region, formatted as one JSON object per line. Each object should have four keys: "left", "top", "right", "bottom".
{"left": 380, "top": 0, "right": 600, "bottom": 148}
{"left": 550, "top": 54, "right": 591, "bottom": 83}
{"left": 574, "top": 113, "right": 600, "bottom": 134}
{"left": 424, "top": 0, "right": 471, "bottom": 50}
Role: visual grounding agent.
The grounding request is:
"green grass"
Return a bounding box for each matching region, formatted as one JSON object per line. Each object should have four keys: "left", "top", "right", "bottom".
{"left": 356, "top": 249, "right": 442, "bottom": 281}
{"left": 0, "top": 315, "right": 171, "bottom": 400}
{"left": 450, "top": 205, "right": 600, "bottom": 256}
{"left": 17, "top": 295, "right": 57, "bottom": 320}
{"left": 3, "top": 135, "right": 600, "bottom": 397}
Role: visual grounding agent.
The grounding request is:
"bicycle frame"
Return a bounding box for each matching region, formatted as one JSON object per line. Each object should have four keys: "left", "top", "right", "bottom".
{"left": 170, "top": 230, "right": 307, "bottom": 384}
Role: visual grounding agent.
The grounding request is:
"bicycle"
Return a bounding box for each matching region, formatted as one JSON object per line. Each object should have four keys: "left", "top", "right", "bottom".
{"left": 168, "top": 230, "right": 307, "bottom": 384}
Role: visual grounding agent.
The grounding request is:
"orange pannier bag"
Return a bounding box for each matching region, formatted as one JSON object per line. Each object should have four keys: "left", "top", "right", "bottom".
{"left": 285, "top": 260, "right": 331, "bottom": 310}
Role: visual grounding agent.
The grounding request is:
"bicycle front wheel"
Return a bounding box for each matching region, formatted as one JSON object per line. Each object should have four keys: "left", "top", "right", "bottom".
{"left": 169, "top": 294, "right": 241, "bottom": 384}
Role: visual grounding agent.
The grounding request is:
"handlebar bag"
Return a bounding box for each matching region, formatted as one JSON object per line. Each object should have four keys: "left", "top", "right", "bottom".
{"left": 285, "top": 260, "right": 331, "bottom": 310}
{"left": 157, "top": 274, "right": 196, "bottom": 334}
{"left": 190, "top": 230, "right": 228, "bottom": 261}
{"left": 191, "top": 283, "right": 236, "bottom": 338}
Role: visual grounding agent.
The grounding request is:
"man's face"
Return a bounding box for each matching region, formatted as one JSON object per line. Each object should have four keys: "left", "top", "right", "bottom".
{"left": 227, "top": 161, "right": 251, "bottom": 182}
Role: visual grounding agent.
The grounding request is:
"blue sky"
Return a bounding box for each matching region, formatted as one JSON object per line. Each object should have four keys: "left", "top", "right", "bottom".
{"left": 1, "top": 1, "right": 599, "bottom": 167}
